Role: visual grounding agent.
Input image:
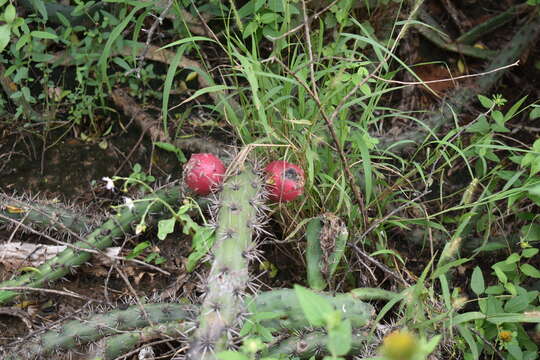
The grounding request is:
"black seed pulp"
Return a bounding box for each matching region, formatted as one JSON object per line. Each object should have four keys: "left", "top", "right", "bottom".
{"left": 284, "top": 167, "right": 299, "bottom": 181}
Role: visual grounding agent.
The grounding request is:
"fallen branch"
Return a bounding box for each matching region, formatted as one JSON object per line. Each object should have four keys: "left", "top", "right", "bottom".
{"left": 0, "top": 242, "right": 120, "bottom": 269}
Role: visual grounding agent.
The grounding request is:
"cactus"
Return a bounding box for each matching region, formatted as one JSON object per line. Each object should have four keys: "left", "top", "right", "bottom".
{"left": 188, "top": 163, "right": 266, "bottom": 359}
{"left": 0, "top": 186, "right": 182, "bottom": 305}
{"left": 97, "top": 321, "right": 189, "bottom": 360}
{"left": 8, "top": 287, "right": 379, "bottom": 359}
{"left": 18, "top": 289, "right": 373, "bottom": 355}
{"left": 9, "top": 303, "right": 195, "bottom": 359}
{"left": 305, "top": 214, "right": 348, "bottom": 291}
{"left": 264, "top": 330, "right": 373, "bottom": 358}
{"left": 0, "top": 193, "right": 99, "bottom": 235}
{"left": 248, "top": 288, "right": 375, "bottom": 330}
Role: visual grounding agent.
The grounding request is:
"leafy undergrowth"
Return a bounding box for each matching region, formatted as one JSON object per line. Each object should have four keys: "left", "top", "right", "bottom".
{"left": 1, "top": 0, "right": 540, "bottom": 360}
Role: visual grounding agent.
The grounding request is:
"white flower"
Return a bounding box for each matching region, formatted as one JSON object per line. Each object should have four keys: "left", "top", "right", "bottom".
{"left": 102, "top": 177, "right": 115, "bottom": 190}
{"left": 123, "top": 196, "right": 135, "bottom": 210}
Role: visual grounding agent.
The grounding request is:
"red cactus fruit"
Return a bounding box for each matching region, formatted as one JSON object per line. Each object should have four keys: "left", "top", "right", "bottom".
{"left": 264, "top": 160, "right": 305, "bottom": 202}
{"left": 184, "top": 153, "right": 226, "bottom": 195}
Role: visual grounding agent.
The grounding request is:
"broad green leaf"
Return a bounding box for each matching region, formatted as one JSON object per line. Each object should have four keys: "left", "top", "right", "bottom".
{"left": 504, "top": 293, "right": 531, "bottom": 313}
{"left": 520, "top": 223, "right": 540, "bottom": 242}
{"left": 505, "top": 253, "right": 521, "bottom": 264}
{"left": 243, "top": 21, "right": 258, "bottom": 39}
{"left": 260, "top": 12, "right": 279, "bottom": 24}
{"left": 157, "top": 218, "right": 176, "bottom": 240}
{"left": 520, "top": 263, "right": 540, "bottom": 278}
{"left": 126, "top": 241, "right": 150, "bottom": 259}
{"left": 4, "top": 4, "right": 16, "bottom": 24}
{"left": 237, "top": 0, "right": 266, "bottom": 17}
{"left": 466, "top": 115, "right": 490, "bottom": 133}
{"left": 294, "top": 284, "right": 333, "bottom": 327}
{"left": 492, "top": 265, "right": 507, "bottom": 284}
{"left": 186, "top": 228, "right": 215, "bottom": 272}
{"left": 154, "top": 141, "right": 178, "bottom": 153}
{"left": 327, "top": 319, "right": 352, "bottom": 357}
{"left": 29, "top": 0, "right": 48, "bottom": 21}
{"left": 0, "top": 25, "right": 10, "bottom": 53}
{"left": 471, "top": 266, "right": 485, "bottom": 296}
{"left": 530, "top": 106, "right": 540, "bottom": 120}
{"left": 505, "top": 282, "right": 517, "bottom": 296}
{"left": 522, "top": 248, "right": 539, "bottom": 258}
{"left": 533, "top": 138, "right": 540, "bottom": 152}
{"left": 478, "top": 95, "right": 493, "bottom": 109}
{"left": 30, "top": 31, "right": 58, "bottom": 40}
{"left": 485, "top": 285, "right": 505, "bottom": 295}
{"left": 492, "top": 110, "right": 504, "bottom": 122}
{"left": 506, "top": 343, "right": 523, "bottom": 360}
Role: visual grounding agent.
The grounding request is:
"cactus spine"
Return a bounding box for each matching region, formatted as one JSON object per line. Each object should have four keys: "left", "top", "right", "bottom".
{"left": 188, "top": 164, "right": 265, "bottom": 359}
{"left": 0, "top": 186, "right": 182, "bottom": 305}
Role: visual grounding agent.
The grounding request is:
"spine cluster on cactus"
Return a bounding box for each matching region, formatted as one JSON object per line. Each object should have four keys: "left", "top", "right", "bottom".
{"left": 188, "top": 163, "right": 266, "bottom": 359}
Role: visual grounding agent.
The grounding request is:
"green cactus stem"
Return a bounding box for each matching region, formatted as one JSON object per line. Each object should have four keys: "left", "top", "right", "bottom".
{"left": 16, "top": 303, "right": 195, "bottom": 358}
{"left": 0, "top": 186, "right": 182, "bottom": 305}
{"left": 306, "top": 218, "right": 326, "bottom": 290}
{"left": 264, "top": 330, "right": 373, "bottom": 358}
{"left": 97, "top": 321, "right": 188, "bottom": 360}
{"left": 11, "top": 287, "right": 378, "bottom": 358}
{"left": 249, "top": 288, "right": 375, "bottom": 330}
{"left": 188, "top": 164, "right": 265, "bottom": 359}
{"left": 0, "top": 193, "right": 98, "bottom": 235}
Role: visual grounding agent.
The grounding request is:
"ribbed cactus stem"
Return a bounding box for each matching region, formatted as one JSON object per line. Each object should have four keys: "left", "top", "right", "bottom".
{"left": 0, "top": 186, "right": 182, "bottom": 305}
{"left": 188, "top": 165, "right": 264, "bottom": 359}
{"left": 264, "top": 331, "right": 373, "bottom": 358}
{"left": 98, "top": 322, "right": 189, "bottom": 360}
{"left": 7, "top": 303, "right": 194, "bottom": 359}
{"left": 249, "top": 288, "right": 375, "bottom": 329}
{"left": 0, "top": 193, "right": 97, "bottom": 234}
{"left": 12, "top": 288, "right": 376, "bottom": 358}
